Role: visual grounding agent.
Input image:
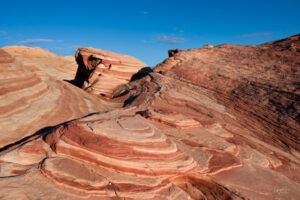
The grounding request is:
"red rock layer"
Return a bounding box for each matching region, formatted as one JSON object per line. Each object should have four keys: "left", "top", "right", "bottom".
{"left": 0, "top": 35, "right": 299, "bottom": 200}
{"left": 121, "top": 34, "right": 300, "bottom": 153}
{"left": 0, "top": 49, "right": 108, "bottom": 148}
{"left": 42, "top": 113, "right": 199, "bottom": 198}
{"left": 111, "top": 34, "right": 300, "bottom": 199}
{"left": 0, "top": 110, "right": 208, "bottom": 199}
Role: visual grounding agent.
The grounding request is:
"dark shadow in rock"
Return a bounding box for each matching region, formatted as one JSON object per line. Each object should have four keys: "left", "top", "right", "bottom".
{"left": 82, "top": 111, "right": 108, "bottom": 118}
{"left": 113, "top": 90, "right": 129, "bottom": 98}
{"left": 123, "top": 95, "right": 138, "bottom": 107}
{"left": 0, "top": 118, "right": 79, "bottom": 154}
{"left": 63, "top": 79, "right": 79, "bottom": 87}
{"left": 130, "top": 67, "right": 153, "bottom": 82}
{"left": 0, "top": 126, "right": 57, "bottom": 154}
{"left": 168, "top": 49, "right": 181, "bottom": 57}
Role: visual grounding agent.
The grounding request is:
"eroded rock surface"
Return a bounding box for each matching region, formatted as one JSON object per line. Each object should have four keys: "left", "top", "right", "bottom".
{"left": 111, "top": 34, "right": 300, "bottom": 199}
{"left": 0, "top": 110, "right": 229, "bottom": 199}
{"left": 0, "top": 49, "right": 109, "bottom": 149}
{"left": 0, "top": 35, "right": 299, "bottom": 199}
{"left": 122, "top": 34, "right": 300, "bottom": 153}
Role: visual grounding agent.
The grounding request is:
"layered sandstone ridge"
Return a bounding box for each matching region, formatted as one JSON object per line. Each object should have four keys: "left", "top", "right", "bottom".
{"left": 0, "top": 35, "right": 299, "bottom": 200}
{"left": 114, "top": 71, "right": 300, "bottom": 199}
{"left": 2, "top": 46, "right": 77, "bottom": 80}
{"left": 153, "top": 34, "right": 299, "bottom": 153}
{"left": 74, "top": 47, "right": 147, "bottom": 97}
{"left": 0, "top": 49, "right": 108, "bottom": 149}
{"left": 0, "top": 110, "right": 228, "bottom": 199}
{"left": 111, "top": 34, "right": 300, "bottom": 199}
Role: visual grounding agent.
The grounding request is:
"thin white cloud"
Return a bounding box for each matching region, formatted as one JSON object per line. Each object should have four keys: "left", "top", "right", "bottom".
{"left": 157, "top": 35, "right": 186, "bottom": 44}
{"left": 18, "top": 38, "right": 54, "bottom": 45}
{"left": 0, "top": 30, "right": 7, "bottom": 35}
{"left": 238, "top": 32, "right": 273, "bottom": 38}
{"left": 142, "top": 11, "right": 149, "bottom": 15}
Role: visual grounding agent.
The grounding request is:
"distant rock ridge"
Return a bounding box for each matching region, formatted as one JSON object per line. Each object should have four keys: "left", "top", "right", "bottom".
{"left": 2, "top": 46, "right": 77, "bottom": 80}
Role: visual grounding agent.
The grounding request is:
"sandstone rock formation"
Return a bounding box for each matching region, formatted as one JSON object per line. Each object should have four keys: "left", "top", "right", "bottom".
{"left": 0, "top": 35, "right": 299, "bottom": 200}
{"left": 111, "top": 34, "right": 300, "bottom": 199}
{"left": 0, "top": 110, "right": 203, "bottom": 199}
{"left": 2, "top": 46, "right": 77, "bottom": 80}
{"left": 72, "top": 47, "right": 147, "bottom": 97}
{"left": 0, "top": 48, "right": 109, "bottom": 149}
{"left": 160, "top": 35, "right": 300, "bottom": 153}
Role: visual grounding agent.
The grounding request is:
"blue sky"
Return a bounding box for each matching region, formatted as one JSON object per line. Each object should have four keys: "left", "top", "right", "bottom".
{"left": 0, "top": 0, "right": 299, "bottom": 66}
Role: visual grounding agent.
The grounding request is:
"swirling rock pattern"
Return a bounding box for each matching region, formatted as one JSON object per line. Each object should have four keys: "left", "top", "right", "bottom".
{"left": 42, "top": 114, "right": 198, "bottom": 198}
{"left": 156, "top": 35, "right": 300, "bottom": 152}
{"left": 0, "top": 35, "right": 300, "bottom": 200}
{"left": 112, "top": 34, "right": 300, "bottom": 199}
{"left": 121, "top": 34, "right": 300, "bottom": 153}
{"left": 0, "top": 49, "right": 108, "bottom": 149}
{"left": 0, "top": 111, "right": 207, "bottom": 199}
